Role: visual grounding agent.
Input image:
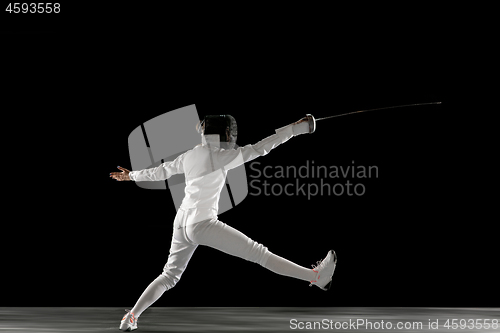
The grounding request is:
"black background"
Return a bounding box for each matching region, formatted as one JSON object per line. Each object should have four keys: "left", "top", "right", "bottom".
{"left": 2, "top": 4, "right": 491, "bottom": 307}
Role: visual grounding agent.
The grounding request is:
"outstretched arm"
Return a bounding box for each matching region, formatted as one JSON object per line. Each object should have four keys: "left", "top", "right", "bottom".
{"left": 247, "top": 116, "right": 309, "bottom": 155}
{"left": 216, "top": 117, "right": 311, "bottom": 170}
{"left": 110, "top": 151, "right": 185, "bottom": 182}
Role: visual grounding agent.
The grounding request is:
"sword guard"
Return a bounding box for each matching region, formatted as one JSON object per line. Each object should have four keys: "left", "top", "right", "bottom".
{"left": 306, "top": 114, "right": 316, "bottom": 134}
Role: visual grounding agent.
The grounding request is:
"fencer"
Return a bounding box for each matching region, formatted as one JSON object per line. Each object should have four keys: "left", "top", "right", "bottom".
{"left": 110, "top": 115, "right": 337, "bottom": 332}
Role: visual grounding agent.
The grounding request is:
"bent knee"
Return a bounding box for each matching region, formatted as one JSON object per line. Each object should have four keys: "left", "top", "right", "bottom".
{"left": 158, "top": 272, "right": 179, "bottom": 289}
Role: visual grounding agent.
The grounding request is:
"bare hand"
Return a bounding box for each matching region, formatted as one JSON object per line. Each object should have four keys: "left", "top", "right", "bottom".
{"left": 110, "top": 166, "right": 131, "bottom": 181}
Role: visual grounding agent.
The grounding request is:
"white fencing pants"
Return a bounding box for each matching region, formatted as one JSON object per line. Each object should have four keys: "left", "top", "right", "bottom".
{"left": 131, "top": 208, "right": 315, "bottom": 318}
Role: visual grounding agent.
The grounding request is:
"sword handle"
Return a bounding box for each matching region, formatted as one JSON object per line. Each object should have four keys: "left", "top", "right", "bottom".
{"left": 306, "top": 114, "right": 316, "bottom": 134}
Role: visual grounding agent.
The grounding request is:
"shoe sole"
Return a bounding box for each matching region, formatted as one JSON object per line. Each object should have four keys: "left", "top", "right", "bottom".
{"left": 119, "top": 323, "right": 137, "bottom": 331}
{"left": 320, "top": 250, "right": 337, "bottom": 291}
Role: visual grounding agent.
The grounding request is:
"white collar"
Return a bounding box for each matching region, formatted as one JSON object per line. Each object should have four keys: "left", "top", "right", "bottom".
{"left": 201, "top": 134, "right": 220, "bottom": 148}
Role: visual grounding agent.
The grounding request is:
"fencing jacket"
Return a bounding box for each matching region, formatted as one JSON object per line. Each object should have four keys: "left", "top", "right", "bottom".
{"left": 129, "top": 122, "right": 307, "bottom": 226}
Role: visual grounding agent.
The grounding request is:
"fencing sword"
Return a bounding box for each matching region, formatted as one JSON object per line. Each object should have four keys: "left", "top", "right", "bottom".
{"left": 305, "top": 101, "right": 441, "bottom": 134}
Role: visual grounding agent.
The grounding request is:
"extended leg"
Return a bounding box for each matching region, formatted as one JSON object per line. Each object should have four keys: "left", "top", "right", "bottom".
{"left": 188, "top": 219, "right": 316, "bottom": 282}
{"left": 264, "top": 253, "right": 316, "bottom": 282}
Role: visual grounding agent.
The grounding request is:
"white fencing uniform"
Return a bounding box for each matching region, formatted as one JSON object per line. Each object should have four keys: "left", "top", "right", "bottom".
{"left": 129, "top": 123, "right": 296, "bottom": 225}
{"left": 128, "top": 121, "right": 313, "bottom": 318}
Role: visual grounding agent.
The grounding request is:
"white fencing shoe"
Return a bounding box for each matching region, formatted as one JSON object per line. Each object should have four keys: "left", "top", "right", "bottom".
{"left": 309, "top": 250, "right": 337, "bottom": 291}
{"left": 119, "top": 309, "right": 138, "bottom": 332}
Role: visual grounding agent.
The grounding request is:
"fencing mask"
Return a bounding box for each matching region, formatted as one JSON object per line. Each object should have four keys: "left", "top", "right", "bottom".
{"left": 197, "top": 115, "right": 238, "bottom": 149}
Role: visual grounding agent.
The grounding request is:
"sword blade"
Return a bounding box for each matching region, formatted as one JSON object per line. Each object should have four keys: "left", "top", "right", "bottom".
{"left": 315, "top": 102, "right": 441, "bottom": 121}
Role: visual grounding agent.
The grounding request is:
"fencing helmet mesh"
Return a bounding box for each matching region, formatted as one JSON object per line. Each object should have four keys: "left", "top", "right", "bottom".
{"left": 197, "top": 115, "right": 237, "bottom": 149}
